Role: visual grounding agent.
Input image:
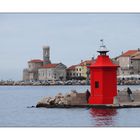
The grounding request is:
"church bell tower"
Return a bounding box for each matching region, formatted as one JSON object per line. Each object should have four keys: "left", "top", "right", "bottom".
{"left": 43, "top": 46, "right": 51, "bottom": 65}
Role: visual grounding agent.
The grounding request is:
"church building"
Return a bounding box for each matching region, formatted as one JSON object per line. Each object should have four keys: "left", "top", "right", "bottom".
{"left": 23, "top": 46, "right": 67, "bottom": 81}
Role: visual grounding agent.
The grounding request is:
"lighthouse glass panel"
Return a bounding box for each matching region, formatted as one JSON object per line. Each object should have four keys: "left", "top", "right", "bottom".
{"left": 95, "top": 81, "right": 99, "bottom": 88}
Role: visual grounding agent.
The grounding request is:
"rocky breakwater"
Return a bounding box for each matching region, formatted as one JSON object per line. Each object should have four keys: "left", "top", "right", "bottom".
{"left": 36, "top": 91, "right": 88, "bottom": 108}
{"left": 36, "top": 89, "right": 140, "bottom": 108}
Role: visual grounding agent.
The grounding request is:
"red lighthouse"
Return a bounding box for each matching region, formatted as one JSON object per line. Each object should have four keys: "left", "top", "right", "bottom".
{"left": 88, "top": 40, "right": 118, "bottom": 104}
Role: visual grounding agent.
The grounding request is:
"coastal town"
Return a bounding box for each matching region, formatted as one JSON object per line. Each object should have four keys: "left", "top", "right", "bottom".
{"left": 0, "top": 44, "right": 140, "bottom": 86}
{"left": 22, "top": 45, "right": 93, "bottom": 85}
{"left": 22, "top": 44, "right": 140, "bottom": 85}
{"left": 1, "top": 13, "right": 140, "bottom": 130}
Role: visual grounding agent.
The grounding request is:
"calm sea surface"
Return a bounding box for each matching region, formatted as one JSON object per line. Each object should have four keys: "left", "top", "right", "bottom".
{"left": 0, "top": 85, "right": 140, "bottom": 127}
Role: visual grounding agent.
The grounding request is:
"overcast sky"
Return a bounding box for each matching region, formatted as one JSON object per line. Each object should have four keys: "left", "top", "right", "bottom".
{"left": 0, "top": 13, "right": 140, "bottom": 80}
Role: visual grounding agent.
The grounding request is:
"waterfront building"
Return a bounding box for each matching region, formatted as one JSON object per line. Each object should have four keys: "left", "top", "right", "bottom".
{"left": 27, "top": 59, "right": 43, "bottom": 81}
{"left": 23, "top": 59, "right": 43, "bottom": 81}
{"left": 38, "top": 63, "right": 67, "bottom": 81}
{"left": 116, "top": 49, "right": 140, "bottom": 75}
{"left": 28, "top": 59, "right": 43, "bottom": 72}
{"left": 66, "top": 65, "right": 77, "bottom": 80}
{"left": 79, "top": 60, "right": 95, "bottom": 78}
{"left": 131, "top": 53, "right": 140, "bottom": 74}
{"left": 66, "top": 59, "right": 94, "bottom": 80}
{"left": 75, "top": 64, "right": 83, "bottom": 77}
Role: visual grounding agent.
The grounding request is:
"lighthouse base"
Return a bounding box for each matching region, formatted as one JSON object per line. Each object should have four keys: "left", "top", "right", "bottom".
{"left": 88, "top": 96, "right": 115, "bottom": 104}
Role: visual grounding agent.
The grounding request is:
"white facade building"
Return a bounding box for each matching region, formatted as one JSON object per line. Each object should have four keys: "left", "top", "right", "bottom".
{"left": 38, "top": 63, "right": 67, "bottom": 81}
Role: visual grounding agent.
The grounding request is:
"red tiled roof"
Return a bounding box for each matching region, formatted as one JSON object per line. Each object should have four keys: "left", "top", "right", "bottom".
{"left": 67, "top": 60, "right": 94, "bottom": 70}
{"left": 121, "top": 50, "right": 138, "bottom": 57}
{"left": 28, "top": 59, "right": 43, "bottom": 63}
{"left": 67, "top": 65, "right": 77, "bottom": 70}
{"left": 131, "top": 54, "right": 140, "bottom": 60}
{"left": 131, "top": 51, "right": 140, "bottom": 57}
{"left": 41, "top": 63, "right": 59, "bottom": 68}
{"left": 80, "top": 60, "right": 95, "bottom": 66}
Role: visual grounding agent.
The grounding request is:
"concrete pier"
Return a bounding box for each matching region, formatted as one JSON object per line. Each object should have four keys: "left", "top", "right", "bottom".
{"left": 36, "top": 89, "right": 140, "bottom": 108}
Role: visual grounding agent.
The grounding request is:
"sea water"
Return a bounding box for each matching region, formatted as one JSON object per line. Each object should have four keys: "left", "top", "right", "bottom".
{"left": 0, "top": 85, "right": 140, "bottom": 127}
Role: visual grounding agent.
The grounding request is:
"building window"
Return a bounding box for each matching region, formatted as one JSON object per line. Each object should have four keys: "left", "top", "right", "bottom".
{"left": 95, "top": 81, "right": 99, "bottom": 88}
{"left": 54, "top": 74, "right": 56, "bottom": 79}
